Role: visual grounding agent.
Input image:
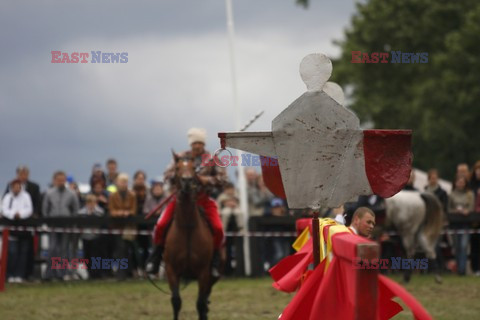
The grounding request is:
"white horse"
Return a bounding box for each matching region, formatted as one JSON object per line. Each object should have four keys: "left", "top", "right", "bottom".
{"left": 385, "top": 190, "right": 444, "bottom": 283}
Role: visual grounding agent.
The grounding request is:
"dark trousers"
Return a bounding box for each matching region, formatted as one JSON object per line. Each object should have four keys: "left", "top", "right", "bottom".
{"left": 136, "top": 234, "right": 150, "bottom": 270}
{"left": 82, "top": 238, "right": 103, "bottom": 279}
{"left": 45, "top": 233, "right": 74, "bottom": 279}
{"left": 102, "top": 234, "right": 115, "bottom": 277}
{"left": 7, "top": 235, "right": 30, "bottom": 279}
{"left": 113, "top": 236, "right": 139, "bottom": 279}
{"left": 471, "top": 232, "right": 480, "bottom": 272}
{"left": 25, "top": 233, "right": 34, "bottom": 279}
{"left": 455, "top": 231, "right": 470, "bottom": 275}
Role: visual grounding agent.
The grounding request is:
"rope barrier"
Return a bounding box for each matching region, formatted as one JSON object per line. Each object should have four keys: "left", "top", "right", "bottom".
{"left": 0, "top": 226, "right": 479, "bottom": 237}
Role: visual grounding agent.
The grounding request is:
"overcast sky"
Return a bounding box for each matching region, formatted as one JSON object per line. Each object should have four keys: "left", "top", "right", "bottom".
{"left": 0, "top": 0, "right": 357, "bottom": 190}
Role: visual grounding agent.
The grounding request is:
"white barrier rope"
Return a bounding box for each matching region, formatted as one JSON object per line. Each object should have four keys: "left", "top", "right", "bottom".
{"left": 0, "top": 226, "right": 297, "bottom": 237}
{"left": 0, "top": 226, "right": 479, "bottom": 237}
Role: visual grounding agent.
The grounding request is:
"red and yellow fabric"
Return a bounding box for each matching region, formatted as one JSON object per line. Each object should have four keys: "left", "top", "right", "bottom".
{"left": 270, "top": 218, "right": 347, "bottom": 292}
{"left": 270, "top": 218, "right": 433, "bottom": 320}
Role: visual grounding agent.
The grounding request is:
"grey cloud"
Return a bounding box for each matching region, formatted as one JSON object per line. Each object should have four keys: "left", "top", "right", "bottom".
{"left": 0, "top": 0, "right": 356, "bottom": 189}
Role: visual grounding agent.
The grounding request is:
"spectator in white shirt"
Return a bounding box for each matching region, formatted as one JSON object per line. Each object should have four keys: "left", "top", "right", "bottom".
{"left": 2, "top": 179, "right": 33, "bottom": 220}
{"left": 1, "top": 179, "right": 33, "bottom": 283}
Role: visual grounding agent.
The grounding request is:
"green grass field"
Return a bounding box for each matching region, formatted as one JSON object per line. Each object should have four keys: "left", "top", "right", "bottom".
{"left": 0, "top": 275, "right": 479, "bottom": 319}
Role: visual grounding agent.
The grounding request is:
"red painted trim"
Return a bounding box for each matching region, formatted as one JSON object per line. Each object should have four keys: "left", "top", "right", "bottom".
{"left": 0, "top": 229, "right": 9, "bottom": 292}
{"left": 217, "top": 132, "right": 226, "bottom": 149}
{"left": 363, "top": 129, "right": 412, "bottom": 198}
{"left": 260, "top": 156, "right": 287, "bottom": 199}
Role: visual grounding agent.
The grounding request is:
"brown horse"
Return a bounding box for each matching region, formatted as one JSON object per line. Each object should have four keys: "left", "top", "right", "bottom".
{"left": 164, "top": 152, "right": 216, "bottom": 320}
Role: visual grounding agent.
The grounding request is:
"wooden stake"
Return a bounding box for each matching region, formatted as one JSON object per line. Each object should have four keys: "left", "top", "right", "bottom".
{"left": 312, "top": 211, "right": 320, "bottom": 267}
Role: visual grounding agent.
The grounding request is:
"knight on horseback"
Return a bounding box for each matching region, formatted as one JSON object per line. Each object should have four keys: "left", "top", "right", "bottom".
{"left": 146, "top": 127, "right": 227, "bottom": 277}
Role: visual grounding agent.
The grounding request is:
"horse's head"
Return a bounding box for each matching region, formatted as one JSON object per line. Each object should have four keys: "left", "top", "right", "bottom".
{"left": 172, "top": 150, "right": 199, "bottom": 195}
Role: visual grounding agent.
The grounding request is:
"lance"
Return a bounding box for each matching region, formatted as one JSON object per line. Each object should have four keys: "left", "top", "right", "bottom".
{"left": 145, "top": 193, "right": 175, "bottom": 220}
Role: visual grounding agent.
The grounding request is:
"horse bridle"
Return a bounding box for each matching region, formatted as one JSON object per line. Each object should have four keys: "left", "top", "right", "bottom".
{"left": 175, "top": 157, "right": 201, "bottom": 194}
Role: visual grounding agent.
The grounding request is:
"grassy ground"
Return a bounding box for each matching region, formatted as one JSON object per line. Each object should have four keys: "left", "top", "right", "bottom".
{"left": 0, "top": 275, "right": 479, "bottom": 319}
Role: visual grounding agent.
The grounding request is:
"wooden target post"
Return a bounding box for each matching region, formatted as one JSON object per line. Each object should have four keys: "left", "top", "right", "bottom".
{"left": 333, "top": 233, "right": 380, "bottom": 320}
{"left": 217, "top": 53, "right": 437, "bottom": 320}
{"left": 311, "top": 212, "right": 320, "bottom": 267}
{"left": 218, "top": 52, "right": 411, "bottom": 270}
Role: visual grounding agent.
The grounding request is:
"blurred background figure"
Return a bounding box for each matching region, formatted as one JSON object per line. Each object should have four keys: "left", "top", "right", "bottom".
{"left": 449, "top": 175, "right": 474, "bottom": 275}
{"left": 66, "top": 176, "right": 84, "bottom": 266}
{"left": 78, "top": 194, "right": 105, "bottom": 279}
{"left": 90, "top": 179, "right": 109, "bottom": 213}
{"left": 143, "top": 178, "right": 165, "bottom": 216}
{"left": 218, "top": 182, "right": 243, "bottom": 275}
{"left": 4, "top": 166, "right": 41, "bottom": 217}
{"left": 133, "top": 170, "right": 148, "bottom": 274}
{"left": 42, "top": 171, "right": 80, "bottom": 281}
{"left": 108, "top": 173, "right": 137, "bottom": 279}
{"left": 217, "top": 182, "right": 237, "bottom": 210}
{"left": 105, "top": 158, "right": 119, "bottom": 192}
{"left": 89, "top": 163, "right": 106, "bottom": 191}
{"left": 425, "top": 169, "right": 448, "bottom": 211}
{"left": 3, "top": 165, "right": 41, "bottom": 281}
{"left": 456, "top": 163, "right": 470, "bottom": 181}
{"left": 246, "top": 168, "right": 273, "bottom": 217}
{"left": 133, "top": 170, "right": 148, "bottom": 215}
{"left": 425, "top": 168, "right": 452, "bottom": 272}
{"left": 266, "top": 198, "right": 291, "bottom": 269}
{"left": 469, "top": 161, "right": 480, "bottom": 276}
{"left": 89, "top": 178, "right": 111, "bottom": 277}
{"left": 1, "top": 179, "right": 33, "bottom": 283}
{"left": 67, "top": 177, "right": 84, "bottom": 208}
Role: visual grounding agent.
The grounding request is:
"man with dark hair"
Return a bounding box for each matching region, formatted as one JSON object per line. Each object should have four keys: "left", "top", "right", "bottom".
{"left": 42, "top": 171, "right": 80, "bottom": 281}
{"left": 105, "top": 159, "right": 119, "bottom": 188}
{"left": 4, "top": 166, "right": 42, "bottom": 281}
{"left": 4, "top": 166, "right": 41, "bottom": 217}
{"left": 349, "top": 207, "right": 375, "bottom": 238}
{"left": 425, "top": 169, "right": 448, "bottom": 212}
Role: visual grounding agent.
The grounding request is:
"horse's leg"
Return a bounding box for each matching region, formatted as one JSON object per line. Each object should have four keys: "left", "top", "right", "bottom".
{"left": 401, "top": 231, "right": 416, "bottom": 283}
{"left": 418, "top": 233, "right": 442, "bottom": 284}
{"left": 197, "top": 270, "right": 211, "bottom": 320}
{"left": 166, "top": 264, "right": 181, "bottom": 320}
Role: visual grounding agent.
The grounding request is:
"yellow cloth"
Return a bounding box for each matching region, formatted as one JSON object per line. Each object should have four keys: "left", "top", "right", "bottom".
{"left": 318, "top": 218, "right": 337, "bottom": 263}
{"left": 292, "top": 218, "right": 353, "bottom": 271}
{"left": 324, "top": 224, "right": 353, "bottom": 270}
{"left": 292, "top": 227, "right": 310, "bottom": 252}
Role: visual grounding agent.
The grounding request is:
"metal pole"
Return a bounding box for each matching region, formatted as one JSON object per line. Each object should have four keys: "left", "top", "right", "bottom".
{"left": 225, "top": 0, "right": 251, "bottom": 276}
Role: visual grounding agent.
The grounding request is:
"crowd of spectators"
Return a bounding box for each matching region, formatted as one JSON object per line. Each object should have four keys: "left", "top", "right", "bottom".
{"left": 1, "top": 158, "right": 480, "bottom": 283}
